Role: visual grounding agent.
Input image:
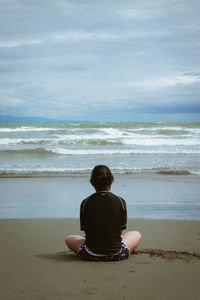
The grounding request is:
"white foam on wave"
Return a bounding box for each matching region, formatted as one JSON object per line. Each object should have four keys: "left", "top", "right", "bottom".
{"left": 52, "top": 130, "right": 200, "bottom": 146}
{"left": 48, "top": 148, "right": 200, "bottom": 155}
{"left": 0, "top": 138, "right": 22, "bottom": 145}
{"left": 0, "top": 166, "right": 199, "bottom": 176}
{"left": 1, "top": 133, "right": 200, "bottom": 147}
{"left": 0, "top": 167, "right": 91, "bottom": 173}
{"left": 54, "top": 134, "right": 108, "bottom": 141}
{"left": 98, "top": 127, "right": 129, "bottom": 137}
{"left": 123, "top": 138, "right": 200, "bottom": 146}
{"left": 50, "top": 148, "right": 131, "bottom": 155}
{"left": 126, "top": 126, "right": 200, "bottom": 134}
{"left": 0, "top": 138, "right": 51, "bottom": 145}
{"left": 0, "top": 126, "right": 59, "bottom": 132}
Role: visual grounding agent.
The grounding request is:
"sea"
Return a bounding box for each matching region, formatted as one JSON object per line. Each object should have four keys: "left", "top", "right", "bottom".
{"left": 0, "top": 122, "right": 200, "bottom": 219}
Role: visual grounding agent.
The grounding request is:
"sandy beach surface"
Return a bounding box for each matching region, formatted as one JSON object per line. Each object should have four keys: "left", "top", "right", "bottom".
{"left": 0, "top": 218, "right": 200, "bottom": 300}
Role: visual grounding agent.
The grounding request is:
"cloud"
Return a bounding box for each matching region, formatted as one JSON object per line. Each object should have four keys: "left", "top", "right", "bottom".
{"left": 123, "top": 73, "right": 200, "bottom": 90}
{"left": 0, "top": 0, "right": 199, "bottom": 122}
{"left": 0, "top": 97, "right": 25, "bottom": 108}
{"left": 118, "top": 8, "right": 154, "bottom": 19}
{"left": 53, "top": 31, "right": 121, "bottom": 41}
{"left": 182, "top": 72, "right": 200, "bottom": 77}
{"left": 0, "top": 30, "right": 121, "bottom": 49}
{"left": 0, "top": 39, "right": 43, "bottom": 48}
{"left": 0, "top": 28, "right": 173, "bottom": 50}
{"left": 7, "top": 98, "right": 25, "bottom": 106}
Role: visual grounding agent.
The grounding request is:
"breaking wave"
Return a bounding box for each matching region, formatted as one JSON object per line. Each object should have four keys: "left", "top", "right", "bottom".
{"left": 0, "top": 126, "right": 59, "bottom": 132}
{"left": 0, "top": 167, "right": 194, "bottom": 178}
{"left": 1, "top": 147, "right": 200, "bottom": 155}
{"left": 1, "top": 122, "right": 199, "bottom": 179}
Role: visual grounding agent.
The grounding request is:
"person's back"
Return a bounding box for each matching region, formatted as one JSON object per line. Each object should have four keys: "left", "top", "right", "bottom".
{"left": 65, "top": 165, "right": 142, "bottom": 261}
{"left": 80, "top": 191, "right": 127, "bottom": 254}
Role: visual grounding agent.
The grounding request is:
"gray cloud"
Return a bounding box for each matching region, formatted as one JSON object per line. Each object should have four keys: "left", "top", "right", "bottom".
{"left": 183, "top": 72, "right": 200, "bottom": 77}
{"left": 0, "top": 0, "right": 199, "bottom": 121}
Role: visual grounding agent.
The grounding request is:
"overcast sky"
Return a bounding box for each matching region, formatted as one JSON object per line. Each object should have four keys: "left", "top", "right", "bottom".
{"left": 0, "top": 0, "right": 200, "bottom": 122}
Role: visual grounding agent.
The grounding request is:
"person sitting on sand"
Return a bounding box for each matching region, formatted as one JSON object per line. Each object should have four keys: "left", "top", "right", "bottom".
{"left": 65, "top": 165, "right": 142, "bottom": 261}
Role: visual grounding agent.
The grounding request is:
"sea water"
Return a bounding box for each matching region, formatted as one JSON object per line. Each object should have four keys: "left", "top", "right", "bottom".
{"left": 0, "top": 122, "right": 200, "bottom": 177}
{"left": 0, "top": 122, "right": 200, "bottom": 219}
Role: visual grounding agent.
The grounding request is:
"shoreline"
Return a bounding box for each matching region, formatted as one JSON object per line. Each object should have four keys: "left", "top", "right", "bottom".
{"left": 1, "top": 174, "right": 200, "bottom": 219}
{"left": 0, "top": 218, "right": 200, "bottom": 299}
{"left": 0, "top": 170, "right": 199, "bottom": 178}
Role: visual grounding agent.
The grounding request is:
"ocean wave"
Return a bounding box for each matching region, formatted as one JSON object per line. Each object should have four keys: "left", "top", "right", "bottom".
{"left": 129, "top": 126, "right": 200, "bottom": 134}
{"left": 0, "top": 148, "right": 55, "bottom": 155}
{"left": 58, "top": 139, "right": 123, "bottom": 146}
{"left": 0, "top": 138, "right": 51, "bottom": 145}
{"left": 1, "top": 147, "right": 200, "bottom": 155}
{"left": 1, "top": 124, "right": 199, "bottom": 134}
{"left": 0, "top": 167, "right": 195, "bottom": 178}
{"left": 0, "top": 126, "right": 60, "bottom": 132}
{"left": 0, "top": 168, "right": 91, "bottom": 177}
{"left": 1, "top": 135, "right": 200, "bottom": 147}
{"left": 50, "top": 148, "right": 135, "bottom": 155}
{"left": 66, "top": 122, "right": 200, "bottom": 131}
{"left": 123, "top": 138, "right": 200, "bottom": 146}
{"left": 54, "top": 134, "right": 112, "bottom": 140}
{"left": 112, "top": 167, "right": 194, "bottom": 176}
{"left": 155, "top": 170, "right": 191, "bottom": 175}
{"left": 157, "top": 129, "right": 190, "bottom": 135}
{"left": 0, "top": 138, "right": 23, "bottom": 145}
{"left": 62, "top": 126, "right": 200, "bottom": 137}
{"left": 46, "top": 148, "right": 200, "bottom": 155}
{"left": 54, "top": 132, "right": 129, "bottom": 141}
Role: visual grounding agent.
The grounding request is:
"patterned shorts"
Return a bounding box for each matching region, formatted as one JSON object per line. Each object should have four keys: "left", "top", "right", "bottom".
{"left": 78, "top": 241, "right": 130, "bottom": 261}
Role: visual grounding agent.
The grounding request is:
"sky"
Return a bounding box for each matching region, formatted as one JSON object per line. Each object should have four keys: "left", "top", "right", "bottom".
{"left": 0, "top": 0, "right": 200, "bottom": 122}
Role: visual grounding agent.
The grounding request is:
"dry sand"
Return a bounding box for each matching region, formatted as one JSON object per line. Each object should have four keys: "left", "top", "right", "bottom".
{"left": 0, "top": 218, "right": 200, "bottom": 300}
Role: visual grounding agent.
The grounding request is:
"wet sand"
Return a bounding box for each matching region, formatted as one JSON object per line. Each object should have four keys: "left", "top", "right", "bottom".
{"left": 0, "top": 218, "right": 200, "bottom": 300}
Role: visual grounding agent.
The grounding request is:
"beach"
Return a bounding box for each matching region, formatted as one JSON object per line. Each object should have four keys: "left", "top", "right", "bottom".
{"left": 0, "top": 218, "right": 200, "bottom": 300}
{"left": 0, "top": 122, "right": 200, "bottom": 299}
{"left": 0, "top": 175, "right": 199, "bottom": 300}
{"left": 1, "top": 122, "right": 200, "bottom": 219}
{"left": 1, "top": 0, "right": 200, "bottom": 294}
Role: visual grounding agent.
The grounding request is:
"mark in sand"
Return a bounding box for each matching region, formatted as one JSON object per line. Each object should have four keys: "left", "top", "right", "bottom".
{"left": 133, "top": 249, "right": 200, "bottom": 261}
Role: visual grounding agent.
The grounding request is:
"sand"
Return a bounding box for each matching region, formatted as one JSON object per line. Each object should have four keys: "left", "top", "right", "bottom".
{"left": 0, "top": 219, "right": 200, "bottom": 300}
